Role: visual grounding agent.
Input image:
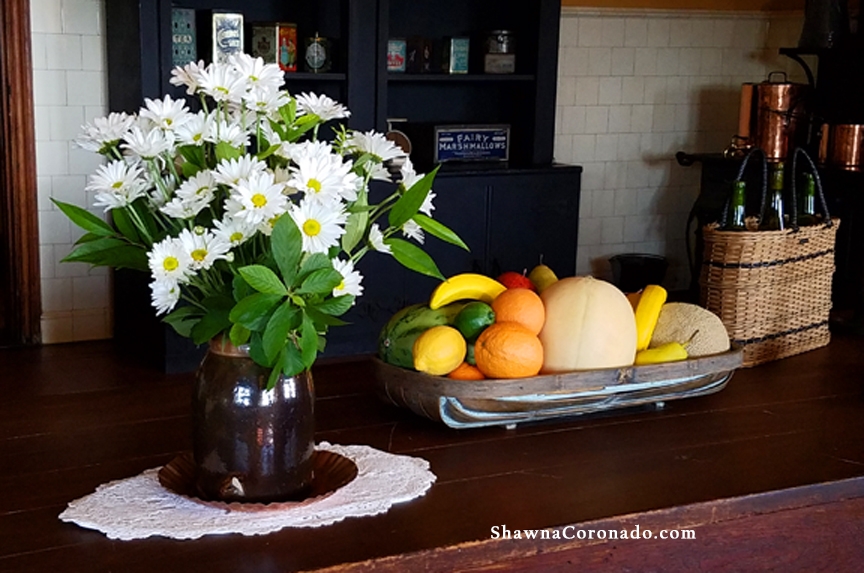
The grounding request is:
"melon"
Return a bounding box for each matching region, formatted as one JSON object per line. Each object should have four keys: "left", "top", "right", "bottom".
{"left": 539, "top": 276, "right": 637, "bottom": 372}
{"left": 649, "top": 303, "right": 730, "bottom": 357}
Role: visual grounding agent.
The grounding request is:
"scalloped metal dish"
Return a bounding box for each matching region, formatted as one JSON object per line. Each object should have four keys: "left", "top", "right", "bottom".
{"left": 372, "top": 347, "right": 743, "bottom": 429}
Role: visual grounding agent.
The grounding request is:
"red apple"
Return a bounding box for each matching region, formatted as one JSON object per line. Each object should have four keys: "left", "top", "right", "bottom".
{"left": 496, "top": 270, "right": 536, "bottom": 291}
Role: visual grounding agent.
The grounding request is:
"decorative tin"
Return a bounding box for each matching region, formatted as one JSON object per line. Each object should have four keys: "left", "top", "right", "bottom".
{"left": 304, "top": 34, "right": 331, "bottom": 73}
{"left": 441, "top": 37, "right": 469, "bottom": 74}
{"left": 278, "top": 23, "right": 298, "bottom": 72}
{"left": 484, "top": 53, "right": 515, "bottom": 74}
{"left": 485, "top": 30, "right": 514, "bottom": 54}
{"left": 406, "top": 36, "right": 432, "bottom": 73}
{"left": 434, "top": 125, "right": 510, "bottom": 163}
{"left": 171, "top": 8, "right": 197, "bottom": 68}
{"left": 484, "top": 30, "right": 515, "bottom": 74}
{"left": 251, "top": 24, "right": 279, "bottom": 64}
{"left": 210, "top": 11, "right": 243, "bottom": 64}
{"left": 387, "top": 39, "right": 407, "bottom": 72}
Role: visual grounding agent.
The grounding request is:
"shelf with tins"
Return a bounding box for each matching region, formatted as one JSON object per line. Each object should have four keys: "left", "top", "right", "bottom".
{"left": 386, "top": 73, "right": 535, "bottom": 83}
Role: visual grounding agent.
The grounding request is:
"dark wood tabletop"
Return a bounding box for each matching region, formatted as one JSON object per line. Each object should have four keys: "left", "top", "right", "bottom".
{"left": 2, "top": 334, "right": 864, "bottom": 572}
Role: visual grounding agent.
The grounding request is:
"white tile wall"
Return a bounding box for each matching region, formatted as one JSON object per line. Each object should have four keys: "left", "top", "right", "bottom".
{"left": 31, "top": 0, "right": 110, "bottom": 343}
{"left": 556, "top": 9, "right": 805, "bottom": 289}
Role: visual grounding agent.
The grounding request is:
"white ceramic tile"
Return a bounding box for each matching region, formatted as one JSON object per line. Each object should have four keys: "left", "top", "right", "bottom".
{"left": 580, "top": 162, "right": 604, "bottom": 192}
{"left": 692, "top": 20, "right": 715, "bottom": 49}
{"left": 608, "top": 106, "right": 631, "bottom": 133}
{"left": 655, "top": 48, "right": 680, "bottom": 76}
{"left": 585, "top": 106, "right": 609, "bottom": 134}
{"left": 68, "top": 144, "right": 105, "bottom": 176}
{"left": 66, "top": 70, "right": 105, "bottom": 106}
{"left": 604, "top": 161, "right": 628, "bottom": 190}
{"left": 41, "top": 312, "right": 75, "bottom": 344}
{"left": 624, "top": 18, "right": 648, "bottom": 48}
{"left": 37, "top": 176, "right": 53, "bottom": 211}
{"left": 617, "top": 134, "right": 641, "bottom": 161}
{"left": 34, "top": 106, "right": 52, "bottom": 142}
{"left": 54, "top": 243, "right": 90, "bottom": 278}
{"left": 598, "top": 77, "right": 622, "bottom": 106}
{"left": 40, "top": 245, "right": 56, "bottom": 279}
{"left": 600, "top": 18, "right": 626, "bottom": 47}
{"left": 611, "top": 47, "right": 635, "bottom": 76}
{"left": 614, "top": 188, "right": 638, "bottom": 216}
{"left": 49, "top": 106, "right": 86, "bottom": 141}
{"left": 42, "top": 277, "right": 73, "bottom": 312}
{"left": 621, "top": 77, "right": 644, "bottom": 105}
{"left": 640, "top": 133, "right": 666, "bottom": 156}
{"left": 652, "top": 104, "right": 676, "bottom": 133}
{"left": 577, "top": 216, "right": 602, "bottom": 246}
{"left": 623, "top": 214, "right": 666, "bottom": 243}
{"left": 560, "top": 16, "right": 579, "bottom": 47}
{"left": 561, "top": 47, "right": 589, "bottom": 77}
{"left": 669, "top": 19, "right": 693, "bottom": 48}
{"left": 62, "top": 0, "right": 102, "bottom": 35}
{"left": 31, "top": 34, "right": 49, "bottom": 71}
{"left": 588, "top": 48, "right": 612, "bottom": 76}
{"left": 634, "top": 48, "right": 658, "bottom": 76}
{"left": 595, "top": 134, "right": 618, "bottom": 161}
{"left": 572, "top": 135, "right": 597, "bottom": 163}
{"left": 32, "top": 70, "right": 68, "bottom": 106}
{"left": 578, "top": 18, "right": 603, "bottom": 47}
{"left": 646, "top": 18, "right": 671, "bottom": 48}
{"left": 561, "top": 105, "right": 586, "bottom": 133}
{"left": 630, "top": 105, "right": 654, "bottom": 134}
{"left": 600, "top": 216, "right": 625, "bottom": 244}
{"left": 31, "top": 0, "right": 63, "bottom": 34}
{"left": 51, "top": 174, "right": 87, "bottom": 206}
{"left": 678, "top": 48, "right": 701, "bottom": 76}
{"left": 553, "top": 134, "right": 573, "bottom": 164}
{"left": 39, "top": 209, "right": 72, "bottom": 244}
{"left": 45, "top": 34, "right": 82, "bottom": 70}
{"left": 557, "top": 76, "right": 577, "bottom": 106}
{"left": 81, "top": 35, "right": 105, "bottom": 71}
{"left": 712, "top": 20, "right": 736, "bottom": 48}
{"left": 35, "top": 141, "right": 69, "bottom": 176}
{"left": 592, "top": 189, "right": 616, "bottom": 217}
{"left": 579, "top": 185, "right": 594, "bottom": 218}
{"left": 664, "top": 77, "right": 689, "bottom": 105}
{"left": 700, "top": 48, "right": 723, "bottom": 76}
{"left": 72, "top": 309, "right": 112, "bottom": 340}
{"left": 574, "top": 77, "right": 599, "bottom": 105}
{"left": 73, "top": 275, "right": 109, "bottom": 309}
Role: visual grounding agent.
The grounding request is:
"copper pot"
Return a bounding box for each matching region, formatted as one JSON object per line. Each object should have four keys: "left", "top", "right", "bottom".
{"left": 752, "top": 72, "right": 811, "bottom": 162}
{"left": 829, "top": 124, "right": 864, "bottom": 170}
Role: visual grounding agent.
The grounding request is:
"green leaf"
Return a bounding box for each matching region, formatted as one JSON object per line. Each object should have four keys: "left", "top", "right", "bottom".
{"left": 256, "top": 143, "right": 282, "bottom": 161}
{"left": 386, "top": 238, "right": 444, "bottom": 280}
{"left": 298, "top": 253, "right": 331, "bottom": 282}
{"left": 413, "top": 214, "right": 469, "bottom": 251}
{"left": 62, "top": 240, "right": 148, "bottom": 271}
{"left": 305, "top": 306, "right": 349, "bottom": 328}
{"left": 177, "top": 145, "right": 206, "bottom": 168}
{"left": 262, "top": 300, "right": 301, "bottom": 364}
{"left": 281, "top": 342, "right": 305, "bottom": 378}
{"left": 229, "top": 323, "right": 251, "bottom": 347}
{"left": 239, "top": 264, "right": 288, "bottom": 295}
{"left": 229, "top": 293, "right": 284, "bottom": 331}
{"left": 341, "top": 190, "right": 368, "bottom": 253}
{"left": 74, "top": 232, "right": 103, "bottom": 245}
{"left": 215, "top": 141, "right": 242, "bottom": 162}
{"left": 248, "top": 331, "right": 276, "bottom": 368}
{"left": 388, "top": 167, "right": 438, "bottom": 229}
{"left": 52, "top": 199, "right": 114, "bottom": 236}
{"left": 314, "top": 295, "right": 354, "bottom": 316}
{"left": 271, "top": 215, "right": 303, "bottom": 285}
{"left": 162, "top": 306, "right": 201, "bottom": 338}
{"left": 298, "top": 267, "right": 342, "bottom": 295}
{"left": 181, "top": 161, "right": 202, "bottom": 179}
{"left": 191, "top": 305, "right": 232, "bottom": 345}
{"left": 299, "top": 313, "right": 318, "bottom": 369}
{"left": 267, "top": 351, "right": 285, "bottom": 390}
{"left": 279, "top": 100, "right": 297, "bottom": 126}
{"left": 232, "top": 274, "right": 252, "bottom": 302}
{"left": 110, "top": 208, "right": 141, "bottom": 243}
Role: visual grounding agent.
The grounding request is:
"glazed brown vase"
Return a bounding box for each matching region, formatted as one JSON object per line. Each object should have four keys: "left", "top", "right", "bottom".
{"left": 192, "top": 337, "right": 315, "bottom": 503}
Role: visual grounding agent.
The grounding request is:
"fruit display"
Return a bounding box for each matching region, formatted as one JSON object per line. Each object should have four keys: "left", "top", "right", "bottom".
{"left": 378, "top": 266, "right": 734, "bottom": 384}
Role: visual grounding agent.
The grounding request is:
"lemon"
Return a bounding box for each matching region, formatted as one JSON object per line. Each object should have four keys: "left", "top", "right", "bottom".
{"left": 412, "top": 325, "right": 467, "bottom": 375}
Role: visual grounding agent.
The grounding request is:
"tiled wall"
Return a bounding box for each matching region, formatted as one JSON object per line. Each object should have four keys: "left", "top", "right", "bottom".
{"left": 554, "top": 8, "right": 805, "bottom": 289}
{"left": 31, "top": 0, "right": 110, "bottom": 343}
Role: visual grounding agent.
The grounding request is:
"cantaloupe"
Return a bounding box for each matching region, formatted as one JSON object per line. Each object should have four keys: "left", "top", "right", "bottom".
{"left": 539, "top": 276, "right": 637, "bottom": 372}
{"left": 650, "top": 303, "right": 730, "bottom": 357}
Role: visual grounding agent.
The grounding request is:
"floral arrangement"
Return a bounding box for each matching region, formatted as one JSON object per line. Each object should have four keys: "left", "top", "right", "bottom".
{"left": 56, "top": 54, "right": 464, "bottom": 386}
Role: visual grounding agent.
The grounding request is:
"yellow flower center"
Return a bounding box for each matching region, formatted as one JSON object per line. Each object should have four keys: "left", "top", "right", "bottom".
{"left": 163, "top": 257, "right": 179, "bottom": 272}
{"left": 251, "top": 193, "right": 268, "bottom": 208}
{"left": 336, "top": 280, "right": 345, "bottom": 291}
{"left": 308, "top": 179, "right": 322, "bottom": 193}
{"left": 165, "top": 118, "right": 173, "bottom": 126}
{"left": 111, "top": 181, "right": 123, "bottom": 189}
{"left": 196, "top": 186, "right": 208, "bottom": 196}
{"left": 191, "top": 249, "right": 207, "bottom": 262}
{"left": 229, "top": 232, "right": 244, "bottom": 243}
{"left": 193, "top": 133, "right": 202, "bottom": 142}
{"left": 303, "top": 219, "right": 322, "bottom": 237}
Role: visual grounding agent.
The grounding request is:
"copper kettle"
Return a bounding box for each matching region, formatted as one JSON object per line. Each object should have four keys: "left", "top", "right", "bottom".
{"left": 752, "top": 72, "right": 811, "bottom": 162}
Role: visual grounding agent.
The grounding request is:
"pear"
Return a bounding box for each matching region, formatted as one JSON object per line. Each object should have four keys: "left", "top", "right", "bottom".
{"left": 528, "top": 262, "right": 558, "bottom": 293}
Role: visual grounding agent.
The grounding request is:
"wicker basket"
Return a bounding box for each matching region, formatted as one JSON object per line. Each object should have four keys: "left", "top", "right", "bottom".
{"left": 699, "top": 147, "right": 838, "bottom": 367}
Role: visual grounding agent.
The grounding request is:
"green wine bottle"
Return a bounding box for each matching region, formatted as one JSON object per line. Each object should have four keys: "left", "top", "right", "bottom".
{"left": 797, "top": 172, "right": 819, "bottom": 227}
{"left": 724, "top": 180, "right": 747, "bottom": 231}
{"left": 760, "top": 162, "right": 786, "bottom": 231}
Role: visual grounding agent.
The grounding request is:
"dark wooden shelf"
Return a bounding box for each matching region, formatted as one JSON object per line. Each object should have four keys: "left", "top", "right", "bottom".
{"left": 283, "top": 71, "right": 346, "bottom": 81}
{"left": 387, "top": 73, "right": 535, "bottom": 83}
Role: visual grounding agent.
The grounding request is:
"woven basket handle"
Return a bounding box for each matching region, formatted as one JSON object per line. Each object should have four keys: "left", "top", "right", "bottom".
{"left": 719, "top": 147, "right": 768, "bottom": 228}
{"left": 789, "top": 146, "right": 833, "bottom": 230}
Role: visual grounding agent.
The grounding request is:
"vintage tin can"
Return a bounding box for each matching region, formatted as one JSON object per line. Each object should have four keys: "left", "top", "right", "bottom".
{"left": 304, "top": 34, "right": 331, "bottom": 73}
{"left": 210, "top": 11, "right": 243, "bottom": 64}
{"left": 387, "top": 39, "right": 407, "bottom": 72}
{"left": 406, "top": 36, "right": 432, "bottom": 73}
{"left": 278, "top": 23, "right": 298, "bottom": 72}
{"left": 171, "top": 7, "right": 197, "bottom": 68}
{"left": 441, "top": 37, "right": 469, "bottom": 74}
{"left": 251, "top": 24, "right": 279, "bottom": 64}
{"left": 434, "top": 125, "right": 510, "bottom": 163}
{"left": 485, "top": 30, "right": 514, "bottom": 54}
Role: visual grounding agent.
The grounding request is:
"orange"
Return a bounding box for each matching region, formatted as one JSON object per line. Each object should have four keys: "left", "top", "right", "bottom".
{"left": 474, "top": 322, "right": 544, "bottom": 379}
{"left": 490, "top": 287, "right": 546, "bottom": 335}
{"left": 446, "top": 362, "right": 486, "bottom": 380}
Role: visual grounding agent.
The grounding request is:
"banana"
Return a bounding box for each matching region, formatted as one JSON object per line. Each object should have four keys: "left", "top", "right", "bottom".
{"left": 429, "top": 273, "right": 507, "bottom": 310}
{"left": 633, "top": 284, "right": 667, "bottom": 351}
{"left": 634, "top": 341, "right": 688, "bottom": 365}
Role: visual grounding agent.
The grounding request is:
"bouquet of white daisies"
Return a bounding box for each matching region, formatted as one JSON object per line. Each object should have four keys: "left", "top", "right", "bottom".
{"left": 56, "top": 54, "right": 465, "bottom": 385}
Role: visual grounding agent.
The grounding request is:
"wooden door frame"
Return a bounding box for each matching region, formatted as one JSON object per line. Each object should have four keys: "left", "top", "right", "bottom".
{"left": 0, "top": 0, "right": 41, "bottom": 345}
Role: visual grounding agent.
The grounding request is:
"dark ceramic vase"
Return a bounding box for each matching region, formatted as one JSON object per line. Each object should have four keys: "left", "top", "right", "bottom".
{"left": 192, "top": 337, "right": 315, "bottom": 503}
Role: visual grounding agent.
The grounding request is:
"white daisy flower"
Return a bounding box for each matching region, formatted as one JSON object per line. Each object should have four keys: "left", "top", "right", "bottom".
{"left": 208, "top": 119, "right": 249, "bottom": 149}
{"left": 178, "top": 228, "right": 231, "bottom": 271}
{"left": 213, "top": 216, "right": 256, "bottom": 246}
{"left": 140, "top": 95, "right": 192, "bottom": 131}
{"left": 176, "top": 170, "right": 217, "bottom": 202}
{"left": 226, "top": 171, "right": 289, "bottom": 226}
{"left": 289, "top": 198, "right": 348, "bottom": 254}
{"left": 295, "top": 92, "right": 351, "bottom": 122}
{"left": 331, "top": 257, "right": 363, "bottom": 300}
{"left": 213, "top": 155, "right": 267, "bottom": 187}
{"left": 288, "top": 147, "right": 358, "bottom": 204}
{"left": 149, "top": 278, "right": 181, "bottom": 315}
{"left": 420, "top": 190, "right": 436, "bottom": 216}
{"left": 197, "top": 61, "right": 247, "bottom": 104}
{"left": 76, "top": 112, "right": 136, "bottom": 153}
{"left": 160, "top": 196, "right": 209, "bottom": 220}
{"left": 169, "top": 60, "right": 207, "bottom": 95}
{"left": 122, "top": 125, "right": 175, "bottom": 159}
{"left": 174, "top": 111, "right": 214, "bottom": 147}
{"left": 346, "top": 130, "right": 404, "bottom": 163}
{"left": 244, "top": 88, "right": 289, "bottom": 116}
{"left": 400, "top": 157, "right": 424, "bottom": 190}
{"left": 402, "top": 219, "right": 425, "bottom": 244}
{"left": 86, "top": 160, "right": 148, "bottom": 211}
{"left": 148, "top": 237, "right": 194, "bottom": 283}
{"left": 367, "top": 223, "right": 391, "bottom": 254}
{"left": 229, "top": 53, "right": 285, "bottom": 94}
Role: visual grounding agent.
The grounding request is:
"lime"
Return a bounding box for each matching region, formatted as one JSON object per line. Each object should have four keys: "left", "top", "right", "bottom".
{"left": 465, "top": 341, "right": 476, "bottom": 366}
{"left": 453, "top": 301, "right": 496, "bottom": 342}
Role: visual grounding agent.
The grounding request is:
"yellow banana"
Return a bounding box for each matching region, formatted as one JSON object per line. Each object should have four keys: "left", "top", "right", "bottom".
{"left": 633, "top": 284, "right": 667, "bottom": 351}
{"left": 429, "top": 273, "right": 507, "bottom": 310}
{"left": 635, "top": 341, "right": 688, "bottom": 365}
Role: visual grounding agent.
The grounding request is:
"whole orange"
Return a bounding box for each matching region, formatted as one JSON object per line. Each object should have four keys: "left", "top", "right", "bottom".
{"left": 491, "top": 287, "right": 546, "bottom": 335}
{"left": 474, "top": 322, "right": 544, "bottom": 379}
{"left": 447, "top": 362, "right": 486, "bottom": 380}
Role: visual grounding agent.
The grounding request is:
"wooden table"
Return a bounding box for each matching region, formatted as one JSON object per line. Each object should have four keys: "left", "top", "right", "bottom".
{"left": 2, "top": 335, "right": 864, "bottom": 572}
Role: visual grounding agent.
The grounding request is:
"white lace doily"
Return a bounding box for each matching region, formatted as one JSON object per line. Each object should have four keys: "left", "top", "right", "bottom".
{"left": 59, "top": 442, "right": 436, "bottom": 540}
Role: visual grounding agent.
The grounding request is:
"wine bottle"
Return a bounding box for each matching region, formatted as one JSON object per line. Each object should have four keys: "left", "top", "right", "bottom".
{"left": 797, "top": 172, "right": 819, "bottom": 227}
{"left": 724, "top": 180, "right": 747, "bottom": 231}
{"left": 760, "top": 161, "right": 786, "bottom": 231}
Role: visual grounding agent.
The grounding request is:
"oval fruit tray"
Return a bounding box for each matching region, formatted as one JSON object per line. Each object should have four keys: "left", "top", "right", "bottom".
{"left": 372, "top": 347, "right": 743, "bottom": 429}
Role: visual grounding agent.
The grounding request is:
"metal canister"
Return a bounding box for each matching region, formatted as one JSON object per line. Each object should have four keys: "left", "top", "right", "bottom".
{"left": 752, "top": 72, "right": 811, "bottom": 162}
{"left": 485, "top": 30, "right": 514, "bottom": 54}
{"left": 828, "top": 124, "right": 864, "bottom": 170}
